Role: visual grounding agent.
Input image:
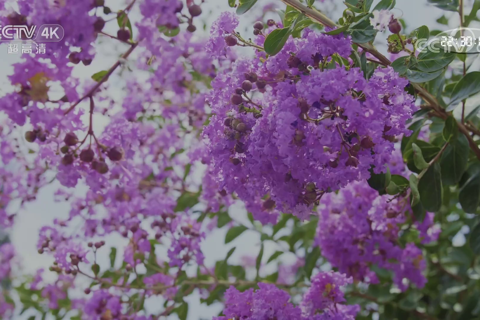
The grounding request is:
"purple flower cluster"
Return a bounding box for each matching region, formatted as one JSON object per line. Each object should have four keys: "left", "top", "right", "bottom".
{"left": 214, "top": 271, "right": 359, "bottom": 320}
{"left": 202, "top": 19, "right": 416, "bottom": 223}
{"left": 316, "top": 180, "right": 437, "bottom": 290}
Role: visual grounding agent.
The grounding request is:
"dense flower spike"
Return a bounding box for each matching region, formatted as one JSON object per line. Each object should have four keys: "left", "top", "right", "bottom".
{"left": 202, "top": 21, "right": 416, "bottom": 222}
{"left": 214, "top": 271, "right": 359, "bottom": 320}
{"left": 315, "top": 181, "right": 438, "bottom": 290}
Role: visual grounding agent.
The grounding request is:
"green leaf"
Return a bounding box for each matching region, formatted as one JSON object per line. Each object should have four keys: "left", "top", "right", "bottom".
{"left": 443, "top": 116, "right": 459, "bottom": 142}
{"left": 215, "top": 261, "right": 228, "bottom": 280}
{"left": 228, "top": 0, "right": 235, "bottom": 7}
{"left": 158, "top": 26, "right": 180, "bottom": 37}
{"left": 174, "top": 302, "right": 189, "bottom": 320}
{"left": 174, "top": 191, "right": 199, "bottom": 212}
{"left": 406, "top": 69, "right": 443, "bottom": 83}
{"left": 416, "top": 50, "right": 455, "bottom": 73}
{"left": 441, "top": 134, "right": 469, "bottom": 185}
{"left": 373, "top": 0, "right": 396, "bottom": 10}
{"left": 418, "top": 162, "right": 443, "bottom": 212}
{"left": 459, "top": 163, "right": 480, "bottom": 213}
{"left": 436, "top": 15, "right": 449, "bottom": 25}
{"left": 304, "top": 247, "right": 321, "bottom": 279}
{"left": 273, "top": 214, "right": 290, "bottom": 236}
{"left": 465, "top": 0, "right": 480, "bottom": 26}
{"left": 324, "top": 25, "right": 348, "bottom": 35}
{"left": 349, "top": 28, "right": 377, "bottom": 43}
{"left": 449, "top": 72, "right": 480, "bottom": 109}
{"left": 91, "top": 263, "right": 100, "bottom": 276}
{"left": 469, "top": 221, "right": 480, "bottom": 255}
{"left": 91, "top": 70, "right": 109, "bottom": 82}
{"left": 256, "top": 244, "right": 264, "bottom": 277}
{"left": 391, "top": 56, "right": 409, "bottom": 75}
{"left": 225, "top": 226, "right": 248, "bottom": 244}
{"left": 109, "top": 247, "right": 117, "bottom": 268}
{"left": 267, "top": 251, "right": 284, "bottom": 263}
{"left": 264, "top": 28, "right": 291, "bottom": 56}
{"left": 367, "top": 166, "right": 391, "bottom": 193}
{"left": 427, "top": 0, "right": 459, "bottom": 11}
{"left": 412, "top": 143, "right": 429, "bottom": 170}
{"left": 225, "top": 247, "right": 236, "bottom": 262}
{"left": 409, "top": 174, "right": 421, "bottom": 207}
{"left": 236, "top": 0, "right": 257, "bottom": 15}
{"left": 413, "top": 25, "right": 429, "bottom": 40}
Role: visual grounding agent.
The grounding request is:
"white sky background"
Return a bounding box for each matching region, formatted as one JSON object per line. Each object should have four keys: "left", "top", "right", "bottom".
{"left": 0, "top": 0, "right": 477, "bottom": 319}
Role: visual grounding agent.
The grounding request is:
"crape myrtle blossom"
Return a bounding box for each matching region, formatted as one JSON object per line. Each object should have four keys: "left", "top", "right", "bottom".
{"left": 202, "top": 17, "right": 416, "bottom": 223}
{"left": 316, "top": 180, "right": 438, "bottom": 291}
{"left": 213, "top": 271, "right": 359, "bottom": 320}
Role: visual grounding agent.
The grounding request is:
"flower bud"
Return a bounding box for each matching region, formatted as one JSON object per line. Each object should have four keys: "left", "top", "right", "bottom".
{"left": 253, "top": 29, "right": 260, "bottom": 35}
{"left": 188, "top": 4, "right": 202, "bottom": 17}
{"left": 64, "top": 133, "right": 78, "bottom": 146}
{"left": 253, "top": 21, "right": 264, "bottom": 30}
{"left": 242, "top": 80, "right": 253, "bottom": 91}
{"left": 235, "top": 122, "right": 247, "bottom": 132}
{"left": 84, "top": 288, "right": 91, "bottom": 294}
{"left": 235, "top": 88, "right": 244, "bottom": 94}
{"left": 187, "top": 24, "right": 197, "bottom": 33}
{"left": 60, "top": 146, "right": 69, "bottom": 155}
{"left": 69, "top": 53, "right": 80, "bottom": 64}
{"left": 175, "top": 1, "right": 184, "bottom": 12}
{"left": 92, "top": 160, "right": 109, "bottom": 174}
{"left": 388, "top": 18, "right": 401, "bottom": 34}
{"left": 224, "top": 118, "right": 232, "bottom": 128}
{"left": 37, "top": 131, "right": 47, "bottom": 142}
{"left": 244, "top": 72, "right": 258, "bottom": 82}
{"left": 225, "top": 35, "right": 237, "bottom": 46}
{"left": 61, "top": 154, "right": 74, "bottom": 166}
{"left": 93, "top": 17, "right": 106, "bottom": 32}
{"left": 287, "top": 55, "right": 301, "bottom": 68}
{"left": 234, "top": 142, "right": 245, "bottom": 153}
{"left": 360, "top": 137, "right": 375, "bottom": 149}
{"left": 80, "top": 148, "right": 95, "bottom": 162}
{"left": 262, "top": 199, "right": 276, "bottom": 210}
{"left": 94, "top": 0, "right": 104, "bottom": 6}
{"left": 256, "top": 79, "right": 266, "bottom": 89}
{"left": 328, "top": 159, "right": 338, "bottom": 168}
{"left": 345, "top": 156, "right": 359, "bottom": 167}
{"left": 267, "top": 19, "right": 275, "bottom": 26}
{"left": 107, "top": 146, "right": 124, "bottom": 161}
{"left": 230, "top": 94, "right": 243, "bottom": 105}
{"left": 230, "top": 158, "right": 241, "bottom": 165}
{"left": 117, "top": 28, "right": 131, "bottom": 42}
{"left": 25, "top": 131, "right": 37, "bottom": 143}
{"left": 82, "top": 59, "right": 92, "bottom": 66}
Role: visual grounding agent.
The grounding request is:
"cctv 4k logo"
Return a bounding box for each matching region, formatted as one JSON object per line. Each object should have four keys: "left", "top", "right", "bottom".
{"left": 0, "top": 24, "right": 64, "bottom": 42}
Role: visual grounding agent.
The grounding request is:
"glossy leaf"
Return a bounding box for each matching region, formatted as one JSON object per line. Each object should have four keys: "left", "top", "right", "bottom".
{"left": 418, "top": 163, "right": 443, "bottom": 212}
